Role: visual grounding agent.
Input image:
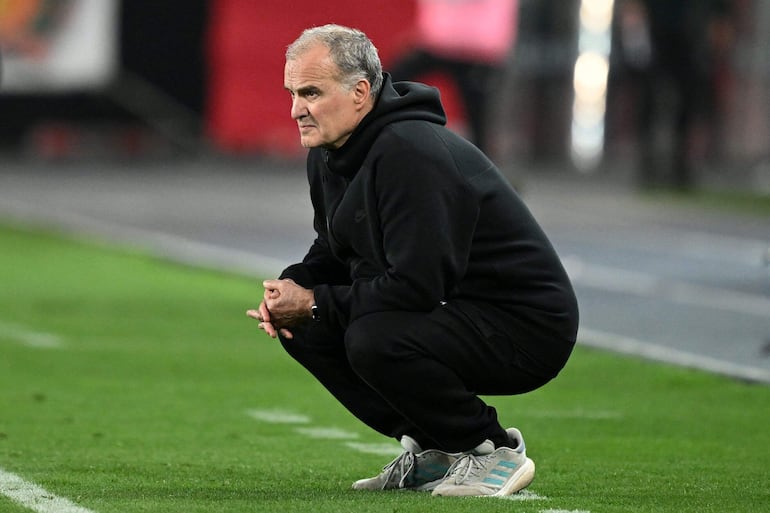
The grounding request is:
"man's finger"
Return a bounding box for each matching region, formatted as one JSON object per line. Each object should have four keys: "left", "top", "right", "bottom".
{"left": 258, "top": 302, "right": 271, "bottom": 321}
{"left": 263, "top": 279, "right": 282, "bottom": 291}
{"left": 260, "top": 321, "right": 278, "bottom": 338}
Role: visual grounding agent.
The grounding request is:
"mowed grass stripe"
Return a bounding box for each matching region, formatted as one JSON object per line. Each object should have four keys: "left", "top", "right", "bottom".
{"left": 0, "top": 223, "right": 768, "bottom": 513}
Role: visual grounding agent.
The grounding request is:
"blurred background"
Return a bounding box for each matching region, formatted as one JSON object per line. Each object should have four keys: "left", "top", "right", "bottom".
{"left": 0, "top": 0, "right": 768, "bottom": 191}
{"left": 1, "top": 0, "right": 769, "bottom": 383}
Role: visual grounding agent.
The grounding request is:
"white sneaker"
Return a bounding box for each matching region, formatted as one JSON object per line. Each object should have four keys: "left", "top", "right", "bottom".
{"left": 432, "top": 428, "right": 535, "bottom": 497}
{"left": 352, "top": 435, "right": 460, "bottom": 491}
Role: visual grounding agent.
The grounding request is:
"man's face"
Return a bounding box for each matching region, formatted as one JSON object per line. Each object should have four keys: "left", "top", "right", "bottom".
{"left": 284, "top": 44, "right": 365, "bottom": 149}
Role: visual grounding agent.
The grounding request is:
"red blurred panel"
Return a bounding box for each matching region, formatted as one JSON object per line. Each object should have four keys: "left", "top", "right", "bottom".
{"left": 206, "top": 0, "right": 417, "bottom": 155}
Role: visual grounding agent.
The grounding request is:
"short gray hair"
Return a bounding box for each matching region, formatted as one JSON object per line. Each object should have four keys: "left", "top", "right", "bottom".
{"left": 286, "top": 24, "right": 383, "bottom": 98}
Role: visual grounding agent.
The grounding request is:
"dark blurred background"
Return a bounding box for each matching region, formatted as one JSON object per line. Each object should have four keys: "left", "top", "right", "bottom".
{"left": 1, "top": 0, "right": 768, "bottom": 193}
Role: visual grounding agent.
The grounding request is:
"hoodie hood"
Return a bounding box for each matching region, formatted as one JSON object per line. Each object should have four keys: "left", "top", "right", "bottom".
{"left": 321, "top": 73, "right": 447, "bottom": 177}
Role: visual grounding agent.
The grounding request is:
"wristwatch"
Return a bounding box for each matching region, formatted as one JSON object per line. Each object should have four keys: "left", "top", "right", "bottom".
{"left": 310, "top": 304, "right": 321, "bottom": 323}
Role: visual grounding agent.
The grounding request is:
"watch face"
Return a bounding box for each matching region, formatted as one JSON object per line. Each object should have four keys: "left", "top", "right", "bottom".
{"left": 311, "top": 305, "right": 320, "bottom": 322}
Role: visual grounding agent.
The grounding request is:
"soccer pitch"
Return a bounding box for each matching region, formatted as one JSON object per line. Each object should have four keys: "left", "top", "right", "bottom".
{"left": 1, "top": 224, "right": 768, "bottom": 513}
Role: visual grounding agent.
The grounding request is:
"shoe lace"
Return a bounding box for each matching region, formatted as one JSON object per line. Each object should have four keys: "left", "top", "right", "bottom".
{"left": 382, "top": 451, "right": 416, "bottom": 489}
{"left": 444, "top": 453, "right": 488, "bottom": 484}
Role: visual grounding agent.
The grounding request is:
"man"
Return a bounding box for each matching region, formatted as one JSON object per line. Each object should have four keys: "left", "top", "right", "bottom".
{"left": 247, "top": 24, "right": 578, "bottom": 497}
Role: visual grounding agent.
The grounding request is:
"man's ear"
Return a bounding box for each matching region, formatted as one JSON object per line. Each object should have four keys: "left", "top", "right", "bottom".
{"left": 353, "top": 79, "right": 371, "bottom": 108}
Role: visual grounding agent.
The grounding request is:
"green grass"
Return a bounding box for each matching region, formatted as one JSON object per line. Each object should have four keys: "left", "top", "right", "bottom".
{"left": 1, "top": 223, "right": 769, "bottom": 513}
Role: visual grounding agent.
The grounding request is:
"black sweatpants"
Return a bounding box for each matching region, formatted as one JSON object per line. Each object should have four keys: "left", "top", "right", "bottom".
{"left": 279, "top": 300, "right": 565, "bottom": 453}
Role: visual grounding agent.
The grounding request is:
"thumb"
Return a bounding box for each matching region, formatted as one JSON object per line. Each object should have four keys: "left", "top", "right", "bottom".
{"left": 263, "top": 279, "right": 282, "bottom": 291}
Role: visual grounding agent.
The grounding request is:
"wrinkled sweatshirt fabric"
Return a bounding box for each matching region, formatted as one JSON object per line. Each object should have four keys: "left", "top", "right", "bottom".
{"left": 280, "top": 73, "right": 578, "bottom": 375}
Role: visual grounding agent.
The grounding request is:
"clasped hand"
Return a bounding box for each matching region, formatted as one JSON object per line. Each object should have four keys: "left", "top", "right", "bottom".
{"left": 246, "top": 278, "right": 314, "bottom": 339}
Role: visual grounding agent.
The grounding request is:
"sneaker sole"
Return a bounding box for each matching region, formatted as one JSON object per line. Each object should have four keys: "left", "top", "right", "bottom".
{"left": 352, "top": 476, "right": 446, "bottom": 492}
{"left": 493, "top": 457, "right": 535, "bottom": 497}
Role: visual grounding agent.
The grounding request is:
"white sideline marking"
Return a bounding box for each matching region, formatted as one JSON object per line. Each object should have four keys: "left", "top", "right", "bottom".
{"left": 0, "top": 320, "right": 63, "bottom": 349}
{"left": 493, "top": 490, "right": 548, "bottom": 501}
{"left": 246, "top": 409, "right": 399, "bottom": 455}
{"left": 0, "top": 200, "right": 289, "bottom": 277}
{"left": 579, "top": 327, "right": 770, "bottom": 384}
{"left": 527, "top": 409, "right": 622, "bottom": 420}
{"left": 245, "top": 409, "right": 311, "bottom": 424}
{"left": 294, "top": 427, "right": 359, "bottom": 440}
{"left": 344, "top": 442, "right": 402, "bottom": 456}
{"left": 0, "top": 467, "right": 96, "bottom": 513}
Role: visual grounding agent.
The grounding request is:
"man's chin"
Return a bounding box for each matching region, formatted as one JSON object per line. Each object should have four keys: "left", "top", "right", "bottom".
{"left": 299, "top": 136, "right": 321, "bottom": 148}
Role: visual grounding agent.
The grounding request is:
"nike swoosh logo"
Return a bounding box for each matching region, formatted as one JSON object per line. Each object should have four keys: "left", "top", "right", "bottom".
{"left": 354, "top": 209, "right": 366, "bottom": 223}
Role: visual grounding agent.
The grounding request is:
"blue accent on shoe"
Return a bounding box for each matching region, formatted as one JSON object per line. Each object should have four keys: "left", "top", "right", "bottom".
{"left": 482, "top": 477, "right": 504, "bottom": 485}
{"left": 498, "top": 460, "right": 518, "bottom": 469}
{"left": 490, "top": 469, "right": 509, "bottom": 477}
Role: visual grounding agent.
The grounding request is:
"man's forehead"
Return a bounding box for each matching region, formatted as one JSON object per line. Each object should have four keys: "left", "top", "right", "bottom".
{"left": 284, "top": 45, "right": 338, "bottom": 84}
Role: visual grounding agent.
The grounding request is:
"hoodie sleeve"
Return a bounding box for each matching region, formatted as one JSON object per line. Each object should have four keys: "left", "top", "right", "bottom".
{"left": 279, "top": 155, "right": 350, "bottom": 288}
{"left": 313, "top": 128, "right": 480, "bottom": 328}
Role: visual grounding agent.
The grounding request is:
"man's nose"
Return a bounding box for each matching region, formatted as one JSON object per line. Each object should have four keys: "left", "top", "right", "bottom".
{"left": 291, "top": 97, "right": 307, "bottom": 120}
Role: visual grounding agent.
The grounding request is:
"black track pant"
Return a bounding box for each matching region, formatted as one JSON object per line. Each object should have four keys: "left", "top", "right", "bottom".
{"left": 279, "top": 301, "right": 562, "bottom": 452}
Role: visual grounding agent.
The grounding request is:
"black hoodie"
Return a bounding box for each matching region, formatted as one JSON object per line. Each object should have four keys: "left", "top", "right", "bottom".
{"left": 281, "top": 74, "right": 578, "bottom": 373}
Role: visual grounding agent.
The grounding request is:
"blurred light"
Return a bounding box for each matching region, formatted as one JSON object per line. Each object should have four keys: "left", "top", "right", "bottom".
{"left": 571, "top": 0, "right": 614, "bottom": 172}
{"left": 580, "top": 0, "right": 614, "bottom": 32}
{"left": 574, "top": 52, "right": 609, "bottom": 102}
{"left": 571, "top": 120, "right": 605, "bottom": 170}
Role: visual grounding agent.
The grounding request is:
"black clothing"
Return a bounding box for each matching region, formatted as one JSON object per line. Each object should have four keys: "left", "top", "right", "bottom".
{"left": 281, "top": 304, "right": 552, "bottom": 452}
{"left": 388, "top": 49, "right": 505, "bottom": 154}
{"left": 279, "top": 73, "right": 578, "bottom": 450}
